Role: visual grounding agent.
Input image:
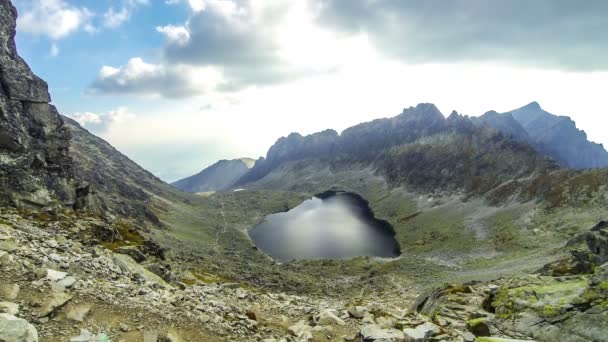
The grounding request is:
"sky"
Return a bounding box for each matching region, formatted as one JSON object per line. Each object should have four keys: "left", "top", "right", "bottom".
{"left": 13, "top": 0, "right": 608, "bottom": 182}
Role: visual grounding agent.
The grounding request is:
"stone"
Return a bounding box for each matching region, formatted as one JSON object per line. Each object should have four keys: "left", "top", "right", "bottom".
{"left": 113, "top": 254, "right": 167, "bottom": 286}
{"left": 288, "top": 320, "right": 313, "bottom": 340}
{"left": 360, "top": 324, "right": 404, "bottom": 341}
{"left": 0, "top": 250, "right": 12, "bottom": 265}
{"left": 65, "top": 303, "right": 91, "bottom": 322}
{"left": 235, "top": 287, "right": 248, "bottom": 299}
{"left": 0, "top": 237, "right": 18, "bottom": 252}
{"left": 57, "top": 276, "right": 77, "bottom": 289}
{"left": 0, "top": 283, "right": 19, "bottom": 300}
{"left": 115, "top": 246, "right": 146, "bottom": 263}
{"left": 0, "top": 313, "right": 38, "bottom": 342}
{"left": 402, "top": 327, "right": 426, "bottom": 342}
{"left": 314, "top": 309, "right": 346, "bottom": 326}
{"left": 0, "top": 302, "right": 19, "bottom": 315}
{"left": 402, "top": 322, "right": 441, "bottom": 341}
{"left": 45, "top": 269, "right": 67, "bottom": 281}
{"left": 348, "top": 306, "right": 366, "bottom": 319}
{"left": 70, "top": 329, "right": 93, "bottom": 342}
{"left": 38, "top": 291, "right": 72, "bottom": 317}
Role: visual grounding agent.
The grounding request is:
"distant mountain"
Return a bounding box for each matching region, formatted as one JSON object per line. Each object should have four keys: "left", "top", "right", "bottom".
{"left": 172, "top": 158, "right": 255, "bottom": 193}
{"left": 507, "top": 102, "right": 608, "bottom": 169}
{"left": 475, "top": 102, "right": 608, "bottom": 169}
{"left": 237, "top": 103, "right": 554, "bottom": 194}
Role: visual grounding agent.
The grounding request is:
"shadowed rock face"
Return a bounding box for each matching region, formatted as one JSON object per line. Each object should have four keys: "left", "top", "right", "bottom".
{"left": 0, "top": 0, "right": 75, "bottom": 208}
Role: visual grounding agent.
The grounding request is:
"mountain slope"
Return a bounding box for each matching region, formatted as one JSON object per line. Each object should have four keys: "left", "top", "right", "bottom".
{"left": 62, "top": 116, "right": 191, "bottom": 222}
{"left": 238, "top": 103, "right": 555, "bottom": 195}
{"left": 507, "top": 102, "right": 608, "bottom": 169}
{"left": 172, "top": 158, "right": 255, "bottom": 193}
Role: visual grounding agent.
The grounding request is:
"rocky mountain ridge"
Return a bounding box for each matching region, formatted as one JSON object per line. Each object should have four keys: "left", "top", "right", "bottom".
{"left": 238, "top": 103, "right": 555, "bottom": 196}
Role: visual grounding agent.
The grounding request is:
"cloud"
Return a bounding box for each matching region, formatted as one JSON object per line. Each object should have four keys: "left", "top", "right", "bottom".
{"left": 314, "top": 0, "right": 608, "bottom": 71}
{"left": 17, "top": 0, "right": 94, "bottom": 40}
{"left": 103, "top": 7, "right": 130, "bottom": 29}
{"left": 88, "top": 57, "right": 223, "bottom": 98}
{"left": 158, "top": 0, "right": 310, "bottom": 88}
{"left": 68, "top": 107, "right": 136, "bottom": 133}
{"left": 156, "top": 25, "right": 190, "bottom": 46}
{"left": 102, "top": 0, "right": 149, "bottom": 29}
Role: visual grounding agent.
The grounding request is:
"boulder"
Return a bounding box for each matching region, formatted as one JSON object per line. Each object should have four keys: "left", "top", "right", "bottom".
{"left": 288, "top": 320, "right": 313, "bottom": 340}
{"left": 38, "top": 291, "right": 72, "bottom": 317}
{"left": 113, "top": 254, "right": 168, "bottom": 286}
{"left": 348, "top": 306, "right": 367, "bottom": 319}
{"left": 360, "top": 324, "right": 404, "bottom": 341}
{"left": 314, "top": 309, "right": 346, "bottom": 326}
{"left": 0, "top": 313, "right": 38, "bottom": 342}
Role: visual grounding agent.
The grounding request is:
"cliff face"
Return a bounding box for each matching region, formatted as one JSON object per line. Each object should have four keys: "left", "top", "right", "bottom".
{"left": 0, "top": 0, "right": 76, "bottom": 208}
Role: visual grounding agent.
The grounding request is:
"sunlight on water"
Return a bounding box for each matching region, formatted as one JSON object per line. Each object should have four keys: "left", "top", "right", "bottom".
{"left": 249, "top": 191, "right": 401, "bottom": 262}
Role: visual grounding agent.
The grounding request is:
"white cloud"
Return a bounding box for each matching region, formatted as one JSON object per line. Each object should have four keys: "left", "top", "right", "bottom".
{"left": 156, "top": 25, "right": 190, "bottom": 46}
{"left": 68, "top": 107, "right": 136, "bottom": 133}
{"left": 102, "top": 0, "right": 149, "bottom": 29}
{"left": 17, "top": 0, "right": 94, "bottom": 40}
{"left": 88, "top": 57, "right": 223, "bottom": 98}
{"left": 103, "top": 7, "right": 130, "bottom": 29}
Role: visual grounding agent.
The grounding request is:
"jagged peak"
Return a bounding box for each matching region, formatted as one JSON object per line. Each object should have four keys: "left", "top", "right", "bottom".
{"left": 520, "top": 101, "right": 542, "bottom": 111}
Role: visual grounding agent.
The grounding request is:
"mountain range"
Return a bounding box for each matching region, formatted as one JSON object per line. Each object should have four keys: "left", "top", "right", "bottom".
{"left": 176, "top": 102, "right": 608, "bottom": 193}
{"left": 1, "top": 1, "right": 608, "bottom": 340}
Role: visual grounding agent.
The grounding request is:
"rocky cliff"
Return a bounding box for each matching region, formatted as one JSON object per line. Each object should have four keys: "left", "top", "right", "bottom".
{"left": 0, "top": 1, "right": 187, "bottom": 223}
{"left": 0, "top": 0, "right": 76, "bottom": 209}
{"left": 172, "top": 158, "right": 255, "bottom": 193}
{"left": 237, "top": 103, "right": 554, "bottom": 195}
{"left": 504, "top": 102, "right": 608, "bottom": 169}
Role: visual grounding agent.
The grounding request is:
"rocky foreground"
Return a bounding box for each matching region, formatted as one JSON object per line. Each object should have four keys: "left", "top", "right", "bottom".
{"left": 0, "top": 209, "right": 606, "bottom": 342}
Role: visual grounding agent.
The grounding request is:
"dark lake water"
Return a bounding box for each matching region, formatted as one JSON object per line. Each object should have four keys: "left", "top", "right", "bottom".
{"left": 249, "top": 191, "right": 401, "bottom": 262}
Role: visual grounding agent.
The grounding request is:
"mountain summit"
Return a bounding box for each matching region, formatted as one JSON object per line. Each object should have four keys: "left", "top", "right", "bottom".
{"left": 476, "top": 102, "right": 608, "bottom": 169}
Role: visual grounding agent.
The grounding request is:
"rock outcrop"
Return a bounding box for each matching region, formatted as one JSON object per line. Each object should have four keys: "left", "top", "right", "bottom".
{"left": 172, "top": 158, "right": 255, "bottom": 193}
{"left": 0, "top": 0, "right": 75, "bottom": 209}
